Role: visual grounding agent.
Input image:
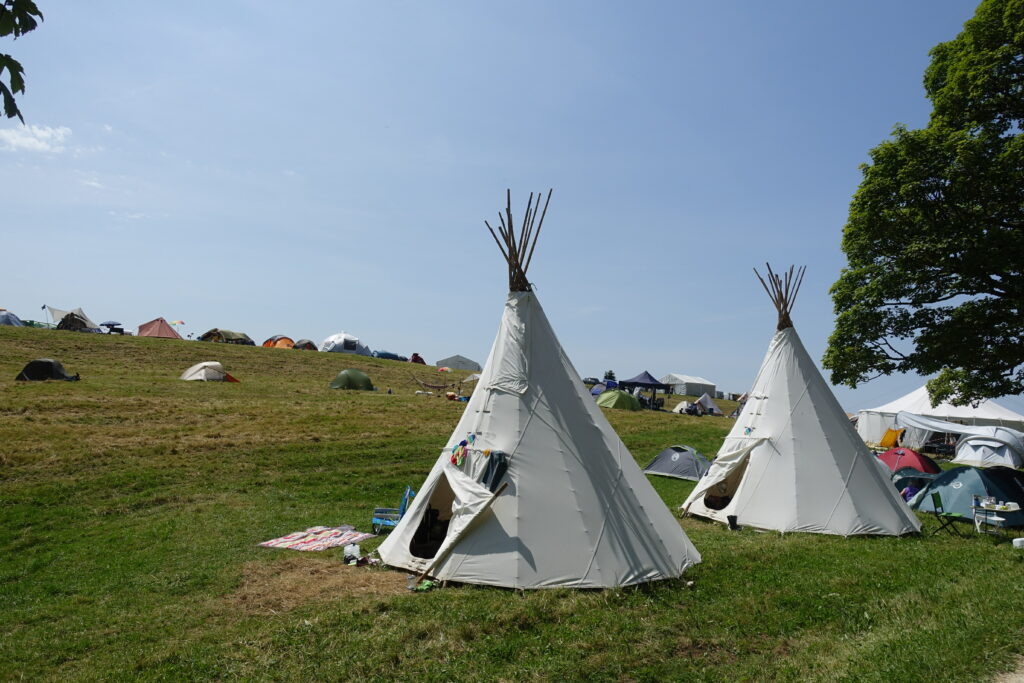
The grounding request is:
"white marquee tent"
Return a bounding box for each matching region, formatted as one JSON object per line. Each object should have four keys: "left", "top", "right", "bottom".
{"left": 681, "top": 266, "right": 920, "bottom": 536}
{"left": 857, "top": 385, "right": 1024, "bottom": 446}
{"left": 378, "top": 191, "right": 701, "bottom": 588}
{"left": 660, "top": 373, "right": 716, "bottom": 397}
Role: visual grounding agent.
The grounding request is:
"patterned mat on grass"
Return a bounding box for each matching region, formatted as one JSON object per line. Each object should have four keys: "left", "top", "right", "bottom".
{"left": 259, "top": 525, "right": 377, "bottom": 552}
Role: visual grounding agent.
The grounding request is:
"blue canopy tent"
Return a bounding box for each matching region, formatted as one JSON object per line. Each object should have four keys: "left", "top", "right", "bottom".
{"left": 619, "top": 371, "right": 671, "bottom": 410}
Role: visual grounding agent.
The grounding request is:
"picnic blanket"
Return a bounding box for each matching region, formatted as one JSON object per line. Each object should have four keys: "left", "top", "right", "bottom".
{"left": 259, "top": 525, "right": 376, "bottom": 552}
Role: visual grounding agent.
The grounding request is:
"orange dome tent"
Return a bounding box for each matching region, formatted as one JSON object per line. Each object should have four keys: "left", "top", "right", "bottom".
{"left": 262, "top": 335, "right": 295, "bottom": 349}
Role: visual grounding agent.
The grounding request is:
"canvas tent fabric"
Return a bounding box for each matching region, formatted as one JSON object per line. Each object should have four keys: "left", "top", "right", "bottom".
{"left": 0, "top": 310, "right": 24, "bottom": 326}
{"left": 857, "top": 386, "right": 1024, "bottom": 446}
{"left": 911, "top": 466, "right": 1024, "bottom": 528}
{"left": 329, "top": 368, "right": 374, "bottom": 391}
{"left": 644, "top": 446, "right": 712, "bottom": 481}
{"left": 45, "top": 306, "right": 99, "bottom": 330}
{"left": 681, "top": 267, "right": 919, "bottom": 536}
{"left": 659, "top": 373, "right": 716, "bottom": 397}
{"left": 876, "top": 447, "right": 941, "bottom": 474}
{"left": 894, "top": 411, "right": 1024, "bottom": 469}
{"left": 180, "top": 361, "right": 238, "bottom": 382}
{"left": 435, "top": 354, "right": 482, "bottom": 372}
{"left": 595, "top": 389, "right": 642, "bottom": 411}
{"left": 671, "top": 400, "right": 694, "bottom": 414}
{"left": 321, "top": 332, "right": 371, "bottom": 356}
{"left": 198, "top": 329, "right": 255, "bottom": 345}
{"left": 378, "top": 291, "right": 700, "bottom": 588}
{"left": 137, "top": 317, "right": 182, "bottom": 339}
{"left": 293, "top": 339, "right": 318, "bottom": 351}
{"left": 16, "top": 359, "right": 78, "bottom": 381}
{"left": 695, "top": 393, "right": 723, "bottom": 416}
{"left": 56, "top": 312, "right": 98, "bottom": 332}
{"left": 262, "top": 335, "right": 295, "bottom": 349}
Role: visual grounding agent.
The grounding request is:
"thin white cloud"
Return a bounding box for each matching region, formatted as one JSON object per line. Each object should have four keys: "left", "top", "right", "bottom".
{"left": 81, "top": 177, "right": 104, "bottom": 189}
{"left": 0, "top": 125, "right": 73, "bottom": 153}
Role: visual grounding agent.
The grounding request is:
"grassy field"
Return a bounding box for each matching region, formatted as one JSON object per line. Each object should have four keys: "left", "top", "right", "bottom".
{"left": 1, "top": 326, "right": 1022, "bottom": 681}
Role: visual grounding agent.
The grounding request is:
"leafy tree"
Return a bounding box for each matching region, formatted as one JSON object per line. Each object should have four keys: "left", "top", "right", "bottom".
{"left": 603, "top": 370, "right": 616, "bottom": 381}
{"left": 0, "top": 0, "right": 43, "bottom": 123}
{"left": 824, "top": 0, "right": 1024, "bottom": 406}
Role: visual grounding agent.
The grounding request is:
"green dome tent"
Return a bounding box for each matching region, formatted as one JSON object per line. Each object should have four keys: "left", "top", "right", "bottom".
{"left": 596, "top": 389, "right": 641, "bottom": 411}
{"left": 329, "top": 368, "right": 374, "bottom": 391}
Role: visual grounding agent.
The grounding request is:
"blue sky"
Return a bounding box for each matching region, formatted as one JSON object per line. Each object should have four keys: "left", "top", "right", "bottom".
{"left": 3, "top": 1, "right": 1019, "bottom": 413}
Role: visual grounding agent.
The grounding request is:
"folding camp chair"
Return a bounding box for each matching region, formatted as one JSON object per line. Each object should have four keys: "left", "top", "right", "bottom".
{"left": 930, "top": 491, "right": 964, "bottom": 536}
{"left": 372, "top": 486, "right": 416, "bottom": 534}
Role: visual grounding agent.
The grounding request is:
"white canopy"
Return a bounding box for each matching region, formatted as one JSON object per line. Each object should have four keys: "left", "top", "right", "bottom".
{"left": 681, "top": 326, "right": 920, "bottom": 536}
{"left": 378, "top": 291, "right": 701, "bottom": 588}
{"left": 894, "top": 411, "right": 1024, "bottom": 469}
{"left": 857, "top": 385, "right": 1024, "bottom": 445}
{"left": 46, "top": 305, "right": 99, "bottom": 329}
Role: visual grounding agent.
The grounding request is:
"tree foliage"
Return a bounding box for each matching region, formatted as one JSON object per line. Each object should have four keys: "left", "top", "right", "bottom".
{"left": 0, "top": 0, "right": 43, "bottom": 123}
{"left": 824, "top": 0, "right": 1024, "bottom": 406}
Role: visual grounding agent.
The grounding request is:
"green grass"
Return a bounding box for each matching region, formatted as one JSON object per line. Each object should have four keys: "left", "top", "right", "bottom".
{"left": 1, "top": 326, "right": 1023, "bottom": 681}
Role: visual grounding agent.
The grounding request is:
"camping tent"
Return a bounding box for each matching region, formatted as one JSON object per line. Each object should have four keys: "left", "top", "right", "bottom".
{"left": 596, "top": 389, "right": 641, "bottom": 411}
{"left": 0, "top": 310, "right": 24, "bottom": 326}
{"left": 179, "top": 361, "right": 239, "bottom": 382}
{"left": 374, "top": 350, "right": 409, "bottom": 361}
{"left": 589, "top": 382, "right": 606, "bottom": 396}
{"left": 329, "top": 368, "right": 375, "bottom": 391}
{"left": 293, "top": 339, "right": 318, "bottom": 351}
{"left": 15, "top": 359, "right": 78, "bottom": 381}
{"left": 911, "top": 466, "right": 1024, "bottom": 528}
{"left": 321, "top": 332, "right": 371, "bottom": 356}
{"left": 857, "top": 386, "right": 1024, "bottom": 446}
{"left": 681, "top": 266, "right": 920, "bottom": 536}
{"left": 695, "top": 393, "right": 723, "bottom": 416}
{"left": 659, "top": 373, "right": 716, "bottom": 397}
{"left": 56, "top": 312, "right": 99, "bottom": 332}
{"left": 643, "top": 446, "right": 711, "bottom": 481}
{"left": 876, "top": 447, "right": 941, "bottom": 474}
{"left": 671, "top": 400, "right": 694, "bottom": 414}
{"left": 198, "top": 329, "right": 255, "bottom": 345}
{"left": 378, "top": 190, "right": 700, "bottom": 589}
{"left": 894, "top": 411, "right": 1024, "bottom": 469}
{"left": 45, "top": 306, "right": 99, "bottom": 330}
{"left": 262, "top": 335, "right": 295, "bottom": 349}
{"left": 435, "top": 354, "right": 482, "bottom": 372}
{"left": 137, "top": 317, "right": 182, "bottom": 339}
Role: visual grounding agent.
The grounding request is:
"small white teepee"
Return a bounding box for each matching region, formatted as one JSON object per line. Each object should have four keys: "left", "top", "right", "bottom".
{"left": 378, "top": 191, "right": 701, "bottom": 588}
{"left": 680, "top": 265, "right": 920, "bottom": 536}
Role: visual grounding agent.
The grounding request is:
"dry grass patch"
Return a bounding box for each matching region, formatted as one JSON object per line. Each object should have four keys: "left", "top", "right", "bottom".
{"left": 228, "top": 556, "right": 409, "bottom": 614}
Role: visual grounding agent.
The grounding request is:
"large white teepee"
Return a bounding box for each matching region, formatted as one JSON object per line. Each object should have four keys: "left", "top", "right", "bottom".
{"left": 378, "top": 191, "right": 701, "bottom": 588}
{"left": 680, "top": 266, "right": 920, "bottom": 536}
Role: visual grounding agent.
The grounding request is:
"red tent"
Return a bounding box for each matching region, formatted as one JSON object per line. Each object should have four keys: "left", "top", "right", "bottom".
{"left": 877, "top": 447, "right": 941, "bottom": 474}
{"left": 137, "top": 317, "right": 183, "bottom": 340}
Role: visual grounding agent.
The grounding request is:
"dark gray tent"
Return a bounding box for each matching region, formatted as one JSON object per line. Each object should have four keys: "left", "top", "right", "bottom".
{"left": 16, "top": 359, "right": 79, "bottom": 381}
{"left": 643, "top": 445, "right": 711, "bottom": 481}
{"left": 0, "top": 310, "right": 24, "bottom": 326}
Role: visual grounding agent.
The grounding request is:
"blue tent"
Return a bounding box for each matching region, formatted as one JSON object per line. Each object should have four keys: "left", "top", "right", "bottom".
{"left": 0, "top": 311, "right": 24, "bottom": 326}
{"left": 912, "top": 466, "right": 1024, "bottom": 527}
{"left": 590, "top": 383, "right": 606, "bottom": 396}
